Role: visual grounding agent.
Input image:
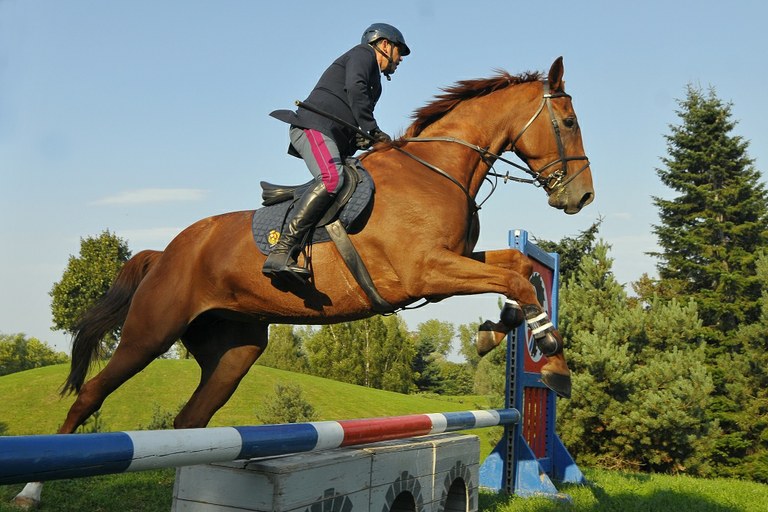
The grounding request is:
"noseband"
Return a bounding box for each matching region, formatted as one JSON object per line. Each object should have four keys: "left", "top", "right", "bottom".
{"left": 397, "top": 80, "right": 590, "bottom": 202}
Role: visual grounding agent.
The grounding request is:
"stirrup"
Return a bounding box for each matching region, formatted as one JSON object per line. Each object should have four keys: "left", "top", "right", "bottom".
{"left": 263, "top": 250, "right": 312, "bottom": 284}
{"left": 273, "top": 265, "right": 311, "bottom": 285}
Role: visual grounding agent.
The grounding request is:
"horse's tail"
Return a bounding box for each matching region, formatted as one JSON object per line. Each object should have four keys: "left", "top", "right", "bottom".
{"left": 61, "top": 249, "right": 163, "bottom": 396}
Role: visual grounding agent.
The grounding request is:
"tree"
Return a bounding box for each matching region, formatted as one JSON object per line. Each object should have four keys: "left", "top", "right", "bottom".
{"left": 457, "top": 321, "right": 481, "bottom": 370}
{"left": 707, "top": 251, "right": 768, "bottom": 482}
{"left": 557, "top": 241, "right": 716, "bottom": 474}
{"left": 50, "top": 230, "right": 131, "bottom": 356}
{"left": 651, "top": 85, "right": 768, "bottom": 336}
{"left": 0, "top": 333, "right": 69, "bottom": 376}
{"left": 257, "top": 324, "right": 308, "bottom": 372}
{"left": 535, "top": 219, "right": 602, "bottom": 284}
{"left": 412, "top": 320, "right": 454, "bottom": 392}
{"left": 304, "top": 316, "right": 415, "bottom": 393}
{"left": 435, "top": 360, "right": 475, "bottom": 395}
{"left": 414, "top": 320, "right": 454, "bottom": 356}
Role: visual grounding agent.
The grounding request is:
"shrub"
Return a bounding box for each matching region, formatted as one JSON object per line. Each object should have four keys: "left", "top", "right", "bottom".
{"left": 255, "top": 383, "right": 317, "bottom": 424}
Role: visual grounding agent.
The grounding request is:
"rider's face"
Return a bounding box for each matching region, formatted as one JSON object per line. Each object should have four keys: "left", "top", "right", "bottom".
{"left": 377, "top": 40, "right": 404, "bottom": 75}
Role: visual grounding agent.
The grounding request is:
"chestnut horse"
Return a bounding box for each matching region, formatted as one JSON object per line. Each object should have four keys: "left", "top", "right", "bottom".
{"left": 13, "top": 57, "right": 593, "bottom": 507}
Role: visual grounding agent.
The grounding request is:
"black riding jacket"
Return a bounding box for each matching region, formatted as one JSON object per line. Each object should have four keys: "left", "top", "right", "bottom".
{"left": 271, "top": 44, "right": 383, "bottom": 157}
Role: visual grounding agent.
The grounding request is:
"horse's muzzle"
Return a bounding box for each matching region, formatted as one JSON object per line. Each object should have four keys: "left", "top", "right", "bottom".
{"left": 549, "top": 188, "right": 594, "bottom": 215}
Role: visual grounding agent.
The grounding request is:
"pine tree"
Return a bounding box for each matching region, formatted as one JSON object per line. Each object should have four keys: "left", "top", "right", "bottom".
{"left": 651, "top": 85, "right": 768, "bottom": 336}
{"left": 711, "top": 252, "right": 768, "bottom": 482}
{"left": 535, "top": 219, "right": 602, "bottom": 285}
{"left": 558, "top": 241, "right": 715, "bottom": 473}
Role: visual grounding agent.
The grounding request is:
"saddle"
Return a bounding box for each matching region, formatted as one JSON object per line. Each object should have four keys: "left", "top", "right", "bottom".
{"left": 251, "top": 161, "right": 373, "bottom": 254}
{"left": 251, "top": 161, "right": 393, "bottom": 312}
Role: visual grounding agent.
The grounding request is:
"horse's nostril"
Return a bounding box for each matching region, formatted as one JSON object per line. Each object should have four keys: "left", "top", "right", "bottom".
{"left": 579, "top": 192, "right": 594, "bottom": 208}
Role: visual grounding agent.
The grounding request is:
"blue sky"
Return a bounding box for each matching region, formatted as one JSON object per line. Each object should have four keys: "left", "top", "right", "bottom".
{"left": 1, "top": 0, "right": 766, "bottom": 353}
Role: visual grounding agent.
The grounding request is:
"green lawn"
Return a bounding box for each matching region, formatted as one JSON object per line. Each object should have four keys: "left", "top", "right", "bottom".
{"left": 2, "top": 362, "right": 767, "bottom": 511}
{"left": 2, "top": 467, "right": 766, "bottom": 511}
{"left": 0, "top": 360, "right": 493, "bottom": 434}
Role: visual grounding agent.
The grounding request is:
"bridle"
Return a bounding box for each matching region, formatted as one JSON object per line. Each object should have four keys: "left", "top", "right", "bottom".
{"left": 394, "top": 79, "right": 591, "bottom": 209}
{"left": 508, "top": 80, "right": 591, "bottom": 191}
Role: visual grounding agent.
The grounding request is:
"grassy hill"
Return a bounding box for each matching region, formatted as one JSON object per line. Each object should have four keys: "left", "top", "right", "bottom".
{"left": 3, "top": 362, "right": 768, "bottom": 511}
{"left": 0, "top": 360, "right": 499, "bottom": 454}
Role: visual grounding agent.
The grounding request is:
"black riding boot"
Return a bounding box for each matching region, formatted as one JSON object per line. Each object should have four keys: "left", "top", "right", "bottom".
{"left": 262, "top": 181, "right": 334, "bottom": 283}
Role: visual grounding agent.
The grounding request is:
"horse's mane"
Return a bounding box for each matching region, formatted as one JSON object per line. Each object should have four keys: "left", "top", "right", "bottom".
{"left": 404, "top": 70, "right": 544, "bottom": 138}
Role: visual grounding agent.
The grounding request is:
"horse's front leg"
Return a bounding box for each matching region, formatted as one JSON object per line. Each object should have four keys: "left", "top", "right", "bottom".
{"left": 471, "top": 249, "right": 571, "bottom": 398}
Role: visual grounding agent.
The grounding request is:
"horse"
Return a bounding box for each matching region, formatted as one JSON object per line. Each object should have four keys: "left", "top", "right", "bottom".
{"left": 13, "top": 56, "right": 593, "bottom": 509}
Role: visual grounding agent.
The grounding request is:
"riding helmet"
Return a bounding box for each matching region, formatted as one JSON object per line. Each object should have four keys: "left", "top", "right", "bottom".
{"left": 361, "top": 23, "right": 411, "bottom": 56}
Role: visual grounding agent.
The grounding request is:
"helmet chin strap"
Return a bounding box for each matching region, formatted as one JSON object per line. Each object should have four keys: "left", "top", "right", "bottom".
{"left": 371, "top": 43, "right": 395, "bottom": 81}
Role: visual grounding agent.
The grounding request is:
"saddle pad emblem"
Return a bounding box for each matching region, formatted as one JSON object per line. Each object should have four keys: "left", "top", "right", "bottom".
{"left": 267, "top": 229, "right": 281, "bottom": 246}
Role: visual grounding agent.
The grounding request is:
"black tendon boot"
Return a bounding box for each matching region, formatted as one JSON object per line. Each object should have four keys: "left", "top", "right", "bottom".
{"left": 521, "top": 302, "right": 571, "bottom": 398}
{"left": 520, "top": 303, "right": 563, "bottom": 356}
{"left": 262, "top": 181, "right": 334, "bottom": 283}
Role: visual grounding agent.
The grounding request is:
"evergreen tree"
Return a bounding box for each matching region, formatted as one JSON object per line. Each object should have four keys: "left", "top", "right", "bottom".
{"left": 651, "top": 85, "right": 768, "bottom": 336}
{"left": 558, "top": 241, "right": 715, "bottom": 474}
{"left": 535, "top": 219, "right": 602, "bottom": 284}
{"left": 255, "top": 383, "right": 317, "bottom": 424}
{"left": 712, "top": 252, "right": 768, "bottom": 482}
{"left": 412, "top": 320, "right": 454, "bottom": 392}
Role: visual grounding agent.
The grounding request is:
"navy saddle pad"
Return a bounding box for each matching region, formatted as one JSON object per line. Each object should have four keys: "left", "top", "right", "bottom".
{"left": 251, "top": 163, "right": 374, "bottom": 255}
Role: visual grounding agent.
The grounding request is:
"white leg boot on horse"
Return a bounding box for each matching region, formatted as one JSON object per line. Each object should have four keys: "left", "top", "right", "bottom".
{"left": 476, "top": 298, "right": 571, "bottom": 398}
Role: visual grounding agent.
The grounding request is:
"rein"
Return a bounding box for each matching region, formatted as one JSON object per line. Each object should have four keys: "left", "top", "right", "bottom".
{"left": 394, "top": 80, "right": 590, "bottom": 207}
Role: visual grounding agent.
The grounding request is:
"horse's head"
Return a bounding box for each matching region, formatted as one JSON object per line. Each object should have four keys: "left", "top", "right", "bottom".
{"left": 508, "top": 57, "right": 594, "bottom": 214}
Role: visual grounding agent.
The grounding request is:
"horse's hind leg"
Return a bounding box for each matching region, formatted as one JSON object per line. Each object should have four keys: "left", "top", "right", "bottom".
{"left": 175, "top": 318, "right": 267, "bottom": 428}
{"left": 58, "top": 327, "right": 179, "bottom": 435}
{"left": 472, "top": 248, "right": 571, "bottom": 398}
{"left": 11, "top": 316, "right": 182, "bottom": 509}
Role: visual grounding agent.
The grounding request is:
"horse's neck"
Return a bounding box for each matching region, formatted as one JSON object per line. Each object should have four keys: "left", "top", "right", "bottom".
{"left": 418, "top": 122, "right": 507, "bottom": 196}
{"left": 434, "top": 83, "right": 541, "bottom": 194}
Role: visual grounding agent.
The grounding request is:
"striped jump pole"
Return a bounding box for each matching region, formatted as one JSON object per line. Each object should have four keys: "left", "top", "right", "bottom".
{"left": 0, "top": 408, "right": 518, "bottom": 485}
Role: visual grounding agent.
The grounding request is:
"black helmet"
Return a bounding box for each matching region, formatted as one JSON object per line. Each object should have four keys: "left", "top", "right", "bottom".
{"left": 361, "top": 23, "right": 410, "bottom": 56}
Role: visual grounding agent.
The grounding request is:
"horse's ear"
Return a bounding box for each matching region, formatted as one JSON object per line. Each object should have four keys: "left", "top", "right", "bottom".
{"left": 548, "top": 56, "right": 564, "bottom": 92}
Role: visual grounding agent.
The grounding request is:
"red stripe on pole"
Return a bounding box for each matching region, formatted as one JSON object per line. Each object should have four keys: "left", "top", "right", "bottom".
{"left": 338, "top": 415, "right": 434, "bottom": 446}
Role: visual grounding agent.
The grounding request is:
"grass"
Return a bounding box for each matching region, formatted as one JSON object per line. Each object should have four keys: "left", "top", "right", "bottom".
{"left": 2, "top": 467, "right": 767, "bottom": 511}
{"left": 2, "top": 362, "right": 768, "bottom": 510}
{"left": 0, "top": 470, "right": 175, "bottom": 512}
{"left": 0, "top": 360, "right": 493, "bottom": 434}
{"left": 479, "top": 468, "right": 768, "bottom": 511}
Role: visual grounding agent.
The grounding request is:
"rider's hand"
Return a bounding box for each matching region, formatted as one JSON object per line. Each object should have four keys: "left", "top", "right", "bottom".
{"left": 371, "top": 128, "right": 392, "bottom": 143}
{"left": 355, "top": 133, "right": 372, "bottom": 150}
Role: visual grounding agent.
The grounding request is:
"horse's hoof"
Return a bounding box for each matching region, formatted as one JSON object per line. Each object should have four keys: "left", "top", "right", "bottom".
{"left": 476, "top": 320, "right": 506, "bottom": 356}
{"left": 11, "top": 496, "right": 40, "bottom": 510}
{"left": 476, "top": 330, "right": 496, "bottom": 357}
{"left": 540, "top": 370, "right": 572, "bottom": 398}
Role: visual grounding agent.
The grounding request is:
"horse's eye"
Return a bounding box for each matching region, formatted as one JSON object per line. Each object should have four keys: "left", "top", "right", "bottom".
{"left": 563, "top": 117, "right": 576, "bottom": 128}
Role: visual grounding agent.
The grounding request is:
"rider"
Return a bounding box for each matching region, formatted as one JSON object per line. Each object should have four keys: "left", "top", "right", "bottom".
{"left": 263, "top": 23, "right": 410, "bottom": 283}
